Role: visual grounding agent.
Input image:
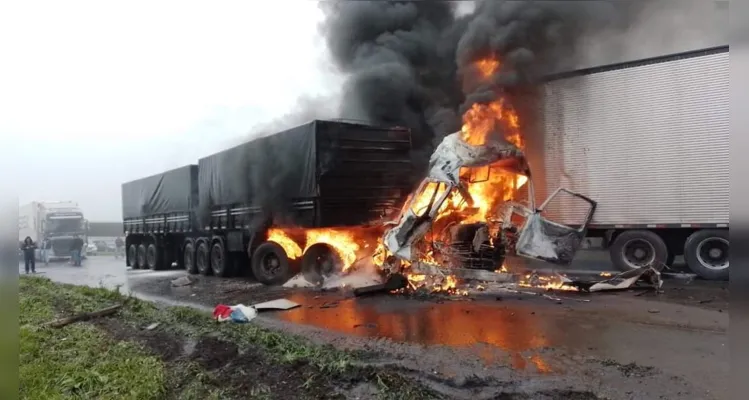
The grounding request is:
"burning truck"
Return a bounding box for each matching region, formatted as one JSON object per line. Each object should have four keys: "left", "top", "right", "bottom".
{"left": 122, "top": 45, "right": 729, "bottom": 289}
{"left": 121, "top": 120, "right": 416, "bottom": 284}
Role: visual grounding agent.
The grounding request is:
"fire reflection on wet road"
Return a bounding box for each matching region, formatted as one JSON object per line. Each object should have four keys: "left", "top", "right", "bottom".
{"left": 275, "top": 292, "right": 574, "bottom": 372}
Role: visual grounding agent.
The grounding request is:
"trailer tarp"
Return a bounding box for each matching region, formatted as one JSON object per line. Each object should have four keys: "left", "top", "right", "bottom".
{"left": 198, "top": 122, "right": 317, "bottom": 209}
{"left": 121, "top": 165, "right": 198, "bottom": 219}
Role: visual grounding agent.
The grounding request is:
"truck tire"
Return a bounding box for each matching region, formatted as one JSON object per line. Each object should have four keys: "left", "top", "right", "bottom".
{"left": 136, "top": 244, "right": 148, "bottom": 269}
{"left": 183, "top": 241, "right": 198, "bottom": 274}
{"left": 146, "top": 243, "right": 165, "bottom": 270}
{"left": 128, "top": 244, "right": 139, "bottom": 269}
{"left": 609, "top": 230, "right": 668, "bottom": 272}
{"left": 251, "top": 241, "right": 292, "bottom": 285}
{"left": 196, "top": 241, "right": 212, "bottom": 276}
{"left": 302, "top": 243, "right": 342, "bottom": 286}
{"left": 683, "top": 230, "right": 729, "bottom": 281}
{"left": 211, "top": 241, "right": 231, "bottom": 277}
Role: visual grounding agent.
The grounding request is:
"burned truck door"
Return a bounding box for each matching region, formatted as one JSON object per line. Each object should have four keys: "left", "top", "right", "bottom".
{"left": 514, "top": 187, "right": 597, "bottom": 265}
{"left": 383, "top": 180, "right": 454, "bottom": 260}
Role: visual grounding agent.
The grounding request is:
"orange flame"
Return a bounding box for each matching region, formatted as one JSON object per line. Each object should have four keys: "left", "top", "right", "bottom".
{"left": 267, "top": 229, "right": 302, "bottom": 259}
{"left": 407, "top": 55, "right": 529, "bottom": 257}
{"left": 519, "top": 273, "right": 578, "bottom": 292}
{"left": 475, "top": 58, "right": 500, "bottom": 78}
{"left": 268, "top": 226, "right": 380, "bottom": 273}
{"left": 304, "top": 229, "right": 360, "bottom": 272}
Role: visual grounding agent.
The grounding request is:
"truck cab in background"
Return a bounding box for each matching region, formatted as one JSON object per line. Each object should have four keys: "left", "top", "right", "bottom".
{"left": 19, "top": 201, "right": 88, "bottom": 262}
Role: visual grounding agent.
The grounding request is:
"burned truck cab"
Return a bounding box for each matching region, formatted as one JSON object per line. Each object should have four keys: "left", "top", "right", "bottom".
{"left": 382, "top": 131, "right": 597, "bottom": 275}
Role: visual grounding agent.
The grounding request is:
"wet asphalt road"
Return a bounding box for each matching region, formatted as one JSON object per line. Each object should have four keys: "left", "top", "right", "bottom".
{"left": 19, "top": 253, "right": 729, "bottom": 400}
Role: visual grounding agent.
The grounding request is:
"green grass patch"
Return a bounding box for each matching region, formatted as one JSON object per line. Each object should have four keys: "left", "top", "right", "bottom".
{"left": 20, "top": 278, "right": 165, "bottom": 399}
{"left": 19, "top": 276, "right": 439, "bottom": 400}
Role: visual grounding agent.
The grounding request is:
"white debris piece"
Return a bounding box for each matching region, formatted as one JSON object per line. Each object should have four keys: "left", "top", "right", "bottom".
{"left": 252, "top": 299, "right": 300, "bottom": 311}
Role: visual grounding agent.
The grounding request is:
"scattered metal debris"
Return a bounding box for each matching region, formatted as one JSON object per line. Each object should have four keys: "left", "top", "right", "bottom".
{"left": 353, "top": 273, "right": 408, "bottom": 297}
{"left": 171, "top": 276, "right": 194, "bottom": 287}
{"left": 320, "top": 302, "right": 339, "bottom": 309}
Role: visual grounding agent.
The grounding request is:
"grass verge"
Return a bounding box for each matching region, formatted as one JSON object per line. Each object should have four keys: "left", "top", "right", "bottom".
{"left": 19, "top": 276, "right": 438, "bottom": 400}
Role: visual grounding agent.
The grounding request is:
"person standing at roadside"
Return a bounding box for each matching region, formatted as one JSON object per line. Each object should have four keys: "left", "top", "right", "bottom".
{"left": 69, "top": 235, "right": 84, "bottom": 266}
{"left": 20, "top": 236, "right": 37, "bottom": 274}
{"left": 114, "top": 237, "right": 124, "bottom": 259}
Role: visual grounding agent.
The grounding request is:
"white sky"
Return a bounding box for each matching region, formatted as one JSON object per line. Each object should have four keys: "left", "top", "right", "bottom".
{"left": 0, "top": 0, "right": 728, "bottom": 222}
{"left": 0, "top": 0, "right": 340, "bottom": 221}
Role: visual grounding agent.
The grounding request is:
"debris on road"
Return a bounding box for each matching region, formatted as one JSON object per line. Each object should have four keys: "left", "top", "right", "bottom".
{"left": 46, "top": 302, "right": 126, "bottom": 328}
{"left": 582, "top": 264, "right": 663, "bottom": 292}
{"left": 353, "top": 273, "right": 408, "bottom": 297}
{"left": 171, "top": 276, "right": 194, "bottom": 287}
{"left": 212, "top": 304, "right": 257, "bottom": 323}
{"left": 253, "top": 298, "right": 300, "bottom": 311}
{"left": 145, "top": 322, "right": 160, "bottom": 331}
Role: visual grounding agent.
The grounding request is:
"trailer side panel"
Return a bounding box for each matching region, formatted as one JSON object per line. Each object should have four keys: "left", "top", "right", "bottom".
{"left": 121, "top": 165, "right": 199, "bottom": 219}
{"left": 540, "top": 47, "right": 729, "bottom": 226}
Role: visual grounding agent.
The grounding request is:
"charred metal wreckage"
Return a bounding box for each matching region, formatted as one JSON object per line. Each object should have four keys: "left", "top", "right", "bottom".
{"left": 364, "top": 131, "right": 665, "bottom": 296}
{"left": 380, "top": 131, "right": 596, "bottom": 274}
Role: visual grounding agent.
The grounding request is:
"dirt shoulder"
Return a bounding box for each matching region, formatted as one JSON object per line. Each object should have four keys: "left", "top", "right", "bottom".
{"left": 19, "top": 276, "right": 435, "bottom": 400}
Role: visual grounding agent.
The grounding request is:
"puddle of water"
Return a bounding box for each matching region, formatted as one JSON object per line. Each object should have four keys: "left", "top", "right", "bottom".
{"left": 271, "top": 291, "right": 583, "bottom": 372}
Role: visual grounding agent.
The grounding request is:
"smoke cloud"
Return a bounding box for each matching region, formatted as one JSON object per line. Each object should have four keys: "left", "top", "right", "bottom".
{"left": 202, "top": 0, "right": 726, "bottom": 224}
{"left": 319, "top": 0, "right": 728, "bottom": 162}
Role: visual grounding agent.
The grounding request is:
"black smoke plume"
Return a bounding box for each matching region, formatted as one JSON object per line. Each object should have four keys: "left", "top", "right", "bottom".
{"left": 320, "top": 0, "right": 649, "bottom": 161}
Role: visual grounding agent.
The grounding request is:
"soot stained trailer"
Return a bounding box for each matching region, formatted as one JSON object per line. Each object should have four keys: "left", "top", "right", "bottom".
{"left": 122, "top": 119, "right": 414, "bottom": 285}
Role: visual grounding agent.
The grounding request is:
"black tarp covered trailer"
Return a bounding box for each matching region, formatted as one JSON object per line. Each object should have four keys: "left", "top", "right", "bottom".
{"left": 121, "top": 165, "right": 198, "bottom": 234}
{"left": 198, "top": 119, "right": 414, "bottom": 229}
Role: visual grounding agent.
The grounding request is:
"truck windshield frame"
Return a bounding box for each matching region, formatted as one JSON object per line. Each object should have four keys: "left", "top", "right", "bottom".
{"left": 46, "top": 213, "right": 84, "bottom": 233}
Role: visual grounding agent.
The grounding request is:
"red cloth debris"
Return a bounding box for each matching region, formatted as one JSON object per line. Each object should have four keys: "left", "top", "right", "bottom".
{"left": 212, "top": 304, "right": 233, "bottom": 321}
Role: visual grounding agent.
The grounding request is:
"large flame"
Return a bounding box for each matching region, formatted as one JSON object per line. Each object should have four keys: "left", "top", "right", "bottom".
{"left": 271, "top": 56, "right": 532, "bottom": 295}
{"left": 268, "top": 228, "right": 302, "bottom": 259}
{"left": 267, "top": 227, "right": 376, "bottom": 273}
{"left": 410, "top": 56, "right": 528, "bottom": 234}
{"left": 398, "top": 56, "right": 532, "bottom": 291}
{"left": 305, "top": 229, "right": 360, "bottom": 272}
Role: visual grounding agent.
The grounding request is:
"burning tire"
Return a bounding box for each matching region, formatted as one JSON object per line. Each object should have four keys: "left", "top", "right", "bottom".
{"left": 183, "top": 240, "right": 198, "bottom": 274}
{"left": 302, "top": 243, "right": 343, "bottom": 286}
{"left": 211, "top": 241, "right": 231, "bottom": 277}
{"left": 251, "top": 241, "right": 292, "bottom": 285}
{"left": 196, "top": 241, "right": 212, "bottom": 276}
{"left": 128, "top": 244, "right": 139, "bottom": 269}
{"left": 684, "top": 230, "right": 729, "bottom": 281}
{"left": 136, "top": 244, "right": 148, "bottom": 269}
{"left": 609, "top": 230, "right": 668, "bottom": 271}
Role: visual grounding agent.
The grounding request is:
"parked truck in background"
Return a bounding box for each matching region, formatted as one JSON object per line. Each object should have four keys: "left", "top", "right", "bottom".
{"left": 19, "top": 201, "right": 89, "bottom": 261}
{"left": 535, "top": 45, "right": 729, "bottom": 280}
{"left": 122, "top": 120, "right": 414, "bottom": 284}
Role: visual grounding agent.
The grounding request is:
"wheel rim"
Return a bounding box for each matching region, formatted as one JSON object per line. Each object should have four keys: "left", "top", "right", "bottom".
{"left": 211, "top": 247, "right": 223, "bottom": 272}
{"left": 316, "top": 252, "right": 338, "bottom": 276}
{"left": 696, "top": 237, "right": 729, "bottom": 270}
{"left": 138, "top": 248, "right": 146, "bottom": 266}
{"left": 147, "top": 247, "right": 156, "bottom": 267}
{"left": 260, "top": 253, "right": 281, "bottom": 277}
{"left": 621, "top": 239, "right": 656, "bottom": 268}
{"left": 184, "top": 246, "right": 193, "bottom": 270}
{"left": 197, "top": 246, "right": 207, "bottom": 271}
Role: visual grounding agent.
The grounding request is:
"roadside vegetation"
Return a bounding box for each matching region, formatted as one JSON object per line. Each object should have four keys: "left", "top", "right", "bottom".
{"left": 19, "top": 276, "right": 437, "bottom": 400}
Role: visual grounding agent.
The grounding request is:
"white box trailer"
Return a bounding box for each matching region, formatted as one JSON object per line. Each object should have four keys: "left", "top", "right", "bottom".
{"left": 537, "top": 45, "right": 729, "bottom": 280}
